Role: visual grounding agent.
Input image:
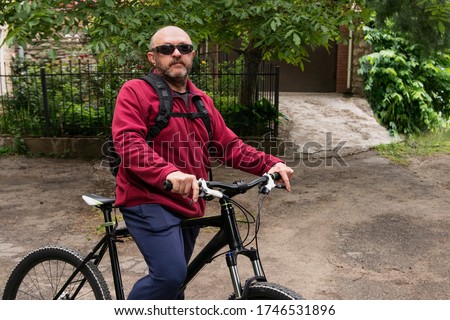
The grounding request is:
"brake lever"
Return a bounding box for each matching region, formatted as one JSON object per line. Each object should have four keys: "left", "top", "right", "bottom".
{"left": 259, "top": 173, "right": 276, "bottom": 194}
{"left": 198, "top": 178, "right": 223, "bottom": 199}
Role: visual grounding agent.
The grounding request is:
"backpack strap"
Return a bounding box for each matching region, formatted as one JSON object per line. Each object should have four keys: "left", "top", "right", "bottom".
{"left": 192, "top": 96, "right": 213, "bottom": 143}
{"left": 141, "top": 73, "right": 213, "bottom": 144}
{"left": 192, "top": 96, "right": 214, "bottom": 180}
{"left": 140, "top": 72, "right": 214, "bottom": 179}
{"left": 140, "top": 73, "right": 173, "bottom": 141}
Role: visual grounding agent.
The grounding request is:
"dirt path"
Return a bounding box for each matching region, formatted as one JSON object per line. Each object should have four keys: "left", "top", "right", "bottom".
{"left": 0, "top": 151, "right": 449, "bottom": 299}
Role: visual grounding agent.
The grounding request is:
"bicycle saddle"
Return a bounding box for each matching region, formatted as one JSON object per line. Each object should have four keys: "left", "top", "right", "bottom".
{"left": 82, "top": 194, "right": 116, "bottom": 206}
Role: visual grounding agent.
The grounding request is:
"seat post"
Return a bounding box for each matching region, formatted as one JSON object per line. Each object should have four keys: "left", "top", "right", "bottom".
{"left": 101, "top": 204, "right": 126, "bottom": 300}
{"left": 101, "top": 204, "right": 114, "bottom": 229}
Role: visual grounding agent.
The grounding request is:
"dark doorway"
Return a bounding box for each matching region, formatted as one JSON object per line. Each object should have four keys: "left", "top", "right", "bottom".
{"left": 277, "top": 44, "right": 337, "bottom": 92}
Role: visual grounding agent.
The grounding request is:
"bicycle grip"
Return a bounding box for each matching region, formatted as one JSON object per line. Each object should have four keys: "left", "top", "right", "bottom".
{"left": 163, "top": 180, "right": 173, "bottom": 191}
{"left": 272, "top": 172, "right": 282, "bottom": 180}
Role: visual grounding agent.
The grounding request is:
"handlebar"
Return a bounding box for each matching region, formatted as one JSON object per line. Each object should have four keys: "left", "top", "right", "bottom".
{"left": 163, "top": 172, "right": 283, "bottom": 199}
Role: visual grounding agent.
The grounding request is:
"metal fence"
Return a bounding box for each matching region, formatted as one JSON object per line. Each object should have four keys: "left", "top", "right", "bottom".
{"left": 0, "top": 58, "right": 279, "bottom": 138}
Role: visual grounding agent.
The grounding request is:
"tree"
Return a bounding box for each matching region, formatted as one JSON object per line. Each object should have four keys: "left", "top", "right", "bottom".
{"left": 0, "top": 0, "right": 367, "bottom": 106}
{"left": 198, "top": 0, "right": 370, "bottom": 106}
{"left": 365, "top": 0, "right": 450, "bottom": 54}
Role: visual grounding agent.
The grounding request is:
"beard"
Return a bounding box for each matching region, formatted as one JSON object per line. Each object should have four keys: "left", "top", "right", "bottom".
{"left": 155, "top": 58, "right": 192, "bottom": 88}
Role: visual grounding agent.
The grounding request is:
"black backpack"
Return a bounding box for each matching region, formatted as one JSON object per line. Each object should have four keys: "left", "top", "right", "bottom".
{"left": 108, "top": 73, "right": 213, "bottom": 177}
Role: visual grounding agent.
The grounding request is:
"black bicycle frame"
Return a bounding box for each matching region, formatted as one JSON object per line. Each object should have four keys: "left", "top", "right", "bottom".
{"left": 180, "top": 196, "right": 267, "bottom": 298}
{"left": 58, "top": 194, "right": 266, "bottom": 300}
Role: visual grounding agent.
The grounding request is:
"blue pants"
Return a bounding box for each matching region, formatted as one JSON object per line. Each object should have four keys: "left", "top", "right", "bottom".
{"left": 120, "top": 204, "right": 199, "bottom": 300}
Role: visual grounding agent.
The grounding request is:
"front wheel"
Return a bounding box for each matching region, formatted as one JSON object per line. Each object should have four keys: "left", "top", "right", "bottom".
{"left": 229, "top": 282, "right": 304, "bottom": 300}
{"left": 2, "top": 246, "right": 111, "bottom": 300}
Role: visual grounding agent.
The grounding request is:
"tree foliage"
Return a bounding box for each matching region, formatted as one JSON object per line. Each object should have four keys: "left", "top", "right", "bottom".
{"left": 359, "top": 27, "right": 450, "bottom": 135}
{"left": 0, "top": 1, "right": 365, "bottom": 62}
{"left": 0, "top": 0, "right": 367, "bottom": 105}
{"left": 365, "top": 0, "right": 450, "bottom": 54}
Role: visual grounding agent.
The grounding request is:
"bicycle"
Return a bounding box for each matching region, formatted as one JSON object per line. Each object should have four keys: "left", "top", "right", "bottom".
{"left": 2, "top": 172, "right": 303, "bottom": 300}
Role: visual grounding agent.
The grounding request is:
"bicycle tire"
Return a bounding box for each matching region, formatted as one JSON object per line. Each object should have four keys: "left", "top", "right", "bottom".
{"left": 2, "top": 246, "right": 111, "bottom": 300}
{"left": 229, "top": 282, "right": 304, "bottom": 300}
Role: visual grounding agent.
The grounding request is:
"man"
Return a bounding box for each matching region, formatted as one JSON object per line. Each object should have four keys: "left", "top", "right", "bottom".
{"left": 112, "top": 26, "right": 293, "bottom": 299}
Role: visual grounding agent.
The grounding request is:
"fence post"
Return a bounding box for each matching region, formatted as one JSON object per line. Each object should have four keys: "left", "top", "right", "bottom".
{"left": 274, "top": 65, "right": 280, "bottom": 137}
{"left": 40, "top": 67, "right": 51, "bottom": 137}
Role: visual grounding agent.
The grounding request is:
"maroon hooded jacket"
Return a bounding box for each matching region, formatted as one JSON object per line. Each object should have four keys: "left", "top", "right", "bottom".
{"left": 112, "top": 75, "right": 282, "bottom": 218}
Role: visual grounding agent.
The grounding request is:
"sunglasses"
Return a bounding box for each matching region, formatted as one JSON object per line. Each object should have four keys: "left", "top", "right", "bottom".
{"left": 151, "top": 44, "right": 194, "bottom": 55}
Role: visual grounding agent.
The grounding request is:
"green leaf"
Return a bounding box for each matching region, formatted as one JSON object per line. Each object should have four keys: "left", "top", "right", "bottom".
{"left": 270, "top": 20, "right": 277, "bottom": 31}
{"left": 28, "top": 19, "right": 40, "bottom": 28}
{"left": 437, "top": 21, "right": 445, "bottom": 34}
{"left": 47, "top": 49, "right": 57, "bottom": 60}
{"left": 105, "top": 0, "right": 115, "bottom": 8}
{"left": 292, "top": 33, "right": 301, "bottom": 46}
{"left": 224, "top": 0, "right": 233, "bottom": 8}
{"left": 23, "top": 2, "right": 31, "bottom": 14}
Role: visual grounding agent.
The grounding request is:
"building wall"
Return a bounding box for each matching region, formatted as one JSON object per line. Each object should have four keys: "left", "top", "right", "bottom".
{"left": 275, "top": 26, "right": 370, "bottom": 94}
{"left": 351, "top": 34, "right": 372, "bottom": 96}
{"left": 23, "top": 34, "right": 90, "bottom": 61}
{"left": 335, "top": 26, "right": 371, "bottom": 95}
{"left": 0, "top": 26, "right": 16, "bottom": 94}
{"left": 335, "top": 26, "right": 350, "bottom": 93}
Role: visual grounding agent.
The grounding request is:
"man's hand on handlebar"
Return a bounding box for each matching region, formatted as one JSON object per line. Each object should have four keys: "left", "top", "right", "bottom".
{"left": 165, "top": 164, "right": 293, "bottom": 202}
{"left": 165, "top": 171, "right": 199, "bottom": 203}
{"left": 268, "top": 162, "right": 294, "bottom": 192}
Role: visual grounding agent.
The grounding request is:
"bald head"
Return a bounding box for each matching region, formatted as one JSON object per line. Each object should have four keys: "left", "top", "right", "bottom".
{"left": 147, "top": 26, "right": 195, "bottom": 91}
{"left": 150, "top": 26, "right": 192, "bottom": 50}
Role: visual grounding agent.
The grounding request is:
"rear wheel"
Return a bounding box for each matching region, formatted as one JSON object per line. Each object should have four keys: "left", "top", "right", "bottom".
{"left": 229, "top": 282, "right": 304, "bottom": 300}
{"left": 2, "top": 246, "right": 111, "bottom": 300}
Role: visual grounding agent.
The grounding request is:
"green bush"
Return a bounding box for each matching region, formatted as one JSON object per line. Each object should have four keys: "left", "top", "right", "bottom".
{"left": 1, "top": 57, "right": 278, "bottom": 137}
{"left": 220, "top": 98, "right": 280, "bottom": 136}
{"left": 190, "top": 56, "right": 279, "bottom": 135}
{"left": 0, "top": 58, "right": 132, "bottom": 136}
{"left": 0, "top": 59, "right": 47, "bottom": 135}
{"left": 359, "top": 26, "right": 450, "bottom": 135}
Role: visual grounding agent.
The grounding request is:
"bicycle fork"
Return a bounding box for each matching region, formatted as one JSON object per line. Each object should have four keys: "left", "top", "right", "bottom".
{"left": 221, "top": 200, "right": 266, "bottom": 299}
{"left": 226, "top": 248, "right": 266, "bottom": 299}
